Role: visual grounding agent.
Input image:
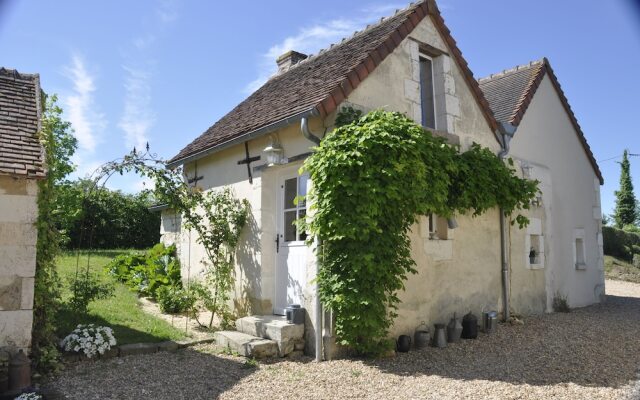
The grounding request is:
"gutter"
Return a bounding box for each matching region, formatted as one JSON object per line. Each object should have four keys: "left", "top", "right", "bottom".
{"left": 497, "top": 122, "right": 516, "bottom": 322}
{"left": 167, "top": 108, "right": 320, "bottom": 169}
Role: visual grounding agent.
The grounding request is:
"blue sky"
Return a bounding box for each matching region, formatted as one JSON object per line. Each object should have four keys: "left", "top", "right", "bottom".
{"left": 1, "top": 0, "right": 639, "bottom": 215}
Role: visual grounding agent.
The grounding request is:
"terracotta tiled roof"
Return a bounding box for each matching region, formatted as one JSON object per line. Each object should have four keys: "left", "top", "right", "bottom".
{"left": 478, "top": 58, "right": 603, "bottom": 184}
{"left": 0, "top": 68, "right": 45, "bottom": 179}
{"left": 169, "top": 0, "right": 501, "bottom": 166}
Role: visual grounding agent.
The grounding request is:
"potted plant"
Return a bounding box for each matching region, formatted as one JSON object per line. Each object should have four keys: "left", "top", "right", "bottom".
{"left": 529, "top": 247, "right": 537, "bottom": 264}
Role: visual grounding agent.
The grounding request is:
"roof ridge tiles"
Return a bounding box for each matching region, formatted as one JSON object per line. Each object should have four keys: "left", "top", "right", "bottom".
{"left": 289, "top": 1, "right": 420, "bottom": 69}
{"left": 477, "top": 58, "right": 545, "bottom": 83}
{"left": 0, "top": 67, "right": 39, "bottom": 81}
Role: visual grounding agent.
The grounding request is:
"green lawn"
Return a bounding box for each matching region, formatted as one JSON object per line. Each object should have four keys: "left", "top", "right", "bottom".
{"left": 57, "top": 250, "right": 187, "bottom": 345}
{"left": 605, "top": 255, "right": 640, "bottom": 283}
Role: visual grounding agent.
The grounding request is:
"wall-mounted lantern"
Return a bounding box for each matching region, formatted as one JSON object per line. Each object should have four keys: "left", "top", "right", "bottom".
{"left": 263, "top": 137, "right": 284, "bottom": 166}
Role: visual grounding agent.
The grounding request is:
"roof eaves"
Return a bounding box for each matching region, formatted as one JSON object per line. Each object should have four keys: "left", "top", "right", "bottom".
{"left": 167, "top": 107, "right": 319, "bottom": 168}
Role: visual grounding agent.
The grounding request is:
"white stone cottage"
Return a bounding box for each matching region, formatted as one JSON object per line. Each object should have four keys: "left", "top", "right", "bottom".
{"left": 0, "top": 68, "right": 45, "bottom": 353}
{"left": 162, "top": 0, "right": 604, "bottom": 356}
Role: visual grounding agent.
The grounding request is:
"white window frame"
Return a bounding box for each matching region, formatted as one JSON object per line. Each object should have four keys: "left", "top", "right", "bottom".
{"left": 574, "top": 228, "right": 587, "bottom": 270}
{"left": 282, "top": 174, "right": 308, "bottom": 243}
{"left": 427, "top": 213, "right": 450, "bottom": 241}
{"left": 525, "top": 218, "right": 544, "bottom": 269}
{"left": 419, "top": 53, "right": 437, "bottom": 129}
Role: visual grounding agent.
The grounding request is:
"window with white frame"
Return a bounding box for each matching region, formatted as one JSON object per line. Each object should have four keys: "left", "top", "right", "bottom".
{"left": 525, "top": 218, "right": 544, "bottom": 269}
{"left": 427, "top": 213, "right": 449, "bottom": 240}
{"left": 574, "top": 228, "right": 587, "bottom": 270}
{"left": 419, "top": 54, "right": 437, "bottom": 129}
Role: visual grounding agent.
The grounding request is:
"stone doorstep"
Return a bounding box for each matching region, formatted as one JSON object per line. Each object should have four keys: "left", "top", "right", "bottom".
{"left": 214, "top": 331, "right": 278, "bottom": 359}
{"left": 235, "top": 315, "right": 304, "bottom": 342}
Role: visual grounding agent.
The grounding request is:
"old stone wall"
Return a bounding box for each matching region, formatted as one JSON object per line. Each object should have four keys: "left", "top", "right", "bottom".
{"left": 0, "top": 175, "right": 38, "bottom": 352}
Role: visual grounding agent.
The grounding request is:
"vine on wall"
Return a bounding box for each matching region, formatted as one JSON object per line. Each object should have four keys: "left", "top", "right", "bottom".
{"left": 32, "top": 93, "right": 78, "bottom": 371}
{"left": 303, "top": 110, "right": 538, "bottom": 355}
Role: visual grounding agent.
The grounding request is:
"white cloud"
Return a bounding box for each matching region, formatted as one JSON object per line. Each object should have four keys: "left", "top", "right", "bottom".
{"left": 117, "top": 0, "right": 179, "bottom": 152}
{"left": 63, "top": 54, "right": 106, "bottom": 152}
{"left": 244, "top": 2, "right": 406, "bottom": 93}
{"left": 156, "top": 0, "right": 178, "bottom": 23}
{"left": 118, "top": 65, "right": 154, "bottom": 151}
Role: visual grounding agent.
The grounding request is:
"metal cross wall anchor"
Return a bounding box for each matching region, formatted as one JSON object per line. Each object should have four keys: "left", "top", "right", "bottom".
{"left": 237, "top": 141, "right": 260, "bottom": 184}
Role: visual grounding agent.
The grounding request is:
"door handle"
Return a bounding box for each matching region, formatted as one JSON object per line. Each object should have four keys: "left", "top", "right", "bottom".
{"left": 275, "top": 234, "right": 280, "bottom": 253}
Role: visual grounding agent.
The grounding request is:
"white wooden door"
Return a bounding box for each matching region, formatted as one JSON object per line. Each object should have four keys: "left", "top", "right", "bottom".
{"left": 274, "top": 171, "right": 309, "bottom": 315}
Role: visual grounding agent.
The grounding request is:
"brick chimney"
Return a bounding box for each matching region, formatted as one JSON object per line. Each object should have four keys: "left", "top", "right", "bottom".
{"left": 276, "top": 50, "right": 308, "bottom": 73}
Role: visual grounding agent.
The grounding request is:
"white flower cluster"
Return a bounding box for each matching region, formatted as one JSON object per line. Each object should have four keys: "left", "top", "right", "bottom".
{"left": 60, "top": 324, "right": 117, "bottom": 358}
{"left": 14, "top": 393, "right": 42, "bottom": 400}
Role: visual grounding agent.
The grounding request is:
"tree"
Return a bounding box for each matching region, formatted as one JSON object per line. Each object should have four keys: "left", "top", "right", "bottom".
{"left": 613, "top": 149, "right": 637, "bottom": 228}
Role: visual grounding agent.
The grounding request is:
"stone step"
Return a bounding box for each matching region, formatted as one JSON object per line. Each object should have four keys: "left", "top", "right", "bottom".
{"left": 214, "top": 331, "right": 278, "bottom": 359}
{"left": 235, "top": 315, "right": 304, "bottom": 341}
{"left": 234, "top": 315, "right": 305, "bottom": 357}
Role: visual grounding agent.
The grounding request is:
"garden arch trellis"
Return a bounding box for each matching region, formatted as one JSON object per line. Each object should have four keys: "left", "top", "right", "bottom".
{"left": 71, "top": 144, "right": 249, "bottom": 330}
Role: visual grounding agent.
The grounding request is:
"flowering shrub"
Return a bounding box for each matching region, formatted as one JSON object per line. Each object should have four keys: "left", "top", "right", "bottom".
{"left": 60, "top": 324, "right": 116, "bottom": 358}
{"left": 15, "top": 393, "right": 43, "bottom": 400}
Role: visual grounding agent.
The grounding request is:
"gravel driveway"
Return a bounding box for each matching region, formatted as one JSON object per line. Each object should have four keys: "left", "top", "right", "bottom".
{"left": 46, "top": 279, "right": 640, "bottom": 400}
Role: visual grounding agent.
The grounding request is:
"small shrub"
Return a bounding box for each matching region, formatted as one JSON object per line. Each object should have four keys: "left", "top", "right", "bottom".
{"left": 105, "top": 253, "right": 147, "bottom": 282}
{"left": 60, "top": 324, "right": 116, "bottom": 358}
{"left": 633, "top": 254, "right": 640, "bottom": 269}
{"left": 603, "top": 226, "right": 640, "bottom": 261}
{"left": 242, "top": 358, "right": 259, "bottom": 369}
{"left": 104, "top": 243, "right": 181, "bottom": 298}
{"left": 156, "top": 285, "right": 195, "bottom": 314}
{"left": 552, "top": 292, "right": 571, "bottom": 313}
{"left": 67, "top": 274, "right": 115, "bottom": 314}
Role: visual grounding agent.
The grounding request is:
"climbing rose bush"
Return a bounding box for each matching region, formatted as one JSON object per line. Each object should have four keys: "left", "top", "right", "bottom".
{"left": 60, "top": 324, "right": 116, "bottom": 358}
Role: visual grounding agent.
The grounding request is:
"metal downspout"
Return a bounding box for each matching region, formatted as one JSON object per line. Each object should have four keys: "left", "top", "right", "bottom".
{"left": 301, "top": 117, "right": 322, "bottom": 145}
{"left": 315, "top": 239, "right": 323, "bottom": 362}
{"left": 301, "top": 116, "right": 323, "bottom": 361}
{"left": 498, "top": 122, "right": 516, "bottom": 322}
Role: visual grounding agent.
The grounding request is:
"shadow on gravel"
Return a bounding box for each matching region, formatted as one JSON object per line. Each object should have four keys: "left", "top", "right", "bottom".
{"left": 366, "top": 294, "right": 640, "bottom": 389}
{"left": 46, "top": 347, "right": 261, "bottom": 399}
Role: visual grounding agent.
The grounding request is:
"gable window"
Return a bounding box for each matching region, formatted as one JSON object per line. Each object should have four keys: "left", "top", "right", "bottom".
{"left": 419, "top": 55, "right": 437, "bottom": 129}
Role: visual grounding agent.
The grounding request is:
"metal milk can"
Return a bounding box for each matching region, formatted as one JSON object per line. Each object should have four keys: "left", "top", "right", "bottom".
{"left": 414, "top": 321, "right": 430, "bottom": 349}
{"left": 461, "top": 311, "right": 478, "bottom": 339}
{"left": 432, "top": 323, "right": 447, "bottom": 348}
{"left": 8, "top": 349, "right": 30, "bottom": 391}
{"left": 447, "top": 312, "right": 463, "bottom": 343}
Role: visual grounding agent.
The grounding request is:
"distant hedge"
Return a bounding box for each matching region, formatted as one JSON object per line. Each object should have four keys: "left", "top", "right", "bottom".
{"left": 602, "top": 226, "right": 640, "bottom": 261}
{"left": 58, "top": 180, "right": 160, "bottom": 249}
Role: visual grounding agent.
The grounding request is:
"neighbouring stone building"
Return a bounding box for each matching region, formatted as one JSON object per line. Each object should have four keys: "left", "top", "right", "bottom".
{"left": 161, "top": 0, "right": 604, "bottom": 358}
{"left": 0, "top": 68, "right": 45, "bottom": 355}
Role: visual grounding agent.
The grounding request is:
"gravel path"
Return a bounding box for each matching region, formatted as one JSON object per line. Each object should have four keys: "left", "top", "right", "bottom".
{"left": 47, "top": 279, "right": 640, "bottom": 399}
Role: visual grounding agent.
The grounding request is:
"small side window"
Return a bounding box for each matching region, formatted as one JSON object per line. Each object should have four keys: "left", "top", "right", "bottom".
{"left": 574, "top": 229, "right": 587, "bottom": 270}
{"left": 428, "top": 213, "right": 449, "bottom": 240}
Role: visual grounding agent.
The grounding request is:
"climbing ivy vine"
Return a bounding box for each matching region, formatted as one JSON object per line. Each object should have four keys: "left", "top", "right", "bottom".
{"left": 32, "top": 93, "right": 78, "bottom": 371}
{"left": 303, "top": 110, "right": 538, "bottom": 355}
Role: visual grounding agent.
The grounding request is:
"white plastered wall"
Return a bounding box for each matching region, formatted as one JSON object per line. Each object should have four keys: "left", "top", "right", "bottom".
{"left": 508, "top": 74, "right": 605, "bottom": 309}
